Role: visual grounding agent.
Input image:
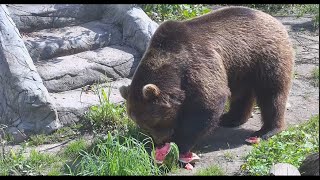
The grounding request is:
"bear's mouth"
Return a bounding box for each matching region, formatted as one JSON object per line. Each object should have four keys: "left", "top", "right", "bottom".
{"left": 154, "top": 143, "right": 171, "bottom": 164}
{"left": 153, "top": 129, "right": 174, "bottom": 148}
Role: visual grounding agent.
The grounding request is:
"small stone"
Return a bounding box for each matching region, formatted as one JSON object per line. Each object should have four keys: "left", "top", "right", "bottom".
{"left": 286, "top": 102, "right": 291, "bottom": 109}
{"left": 270, "top": 163, "right": 300, "bottom": 176}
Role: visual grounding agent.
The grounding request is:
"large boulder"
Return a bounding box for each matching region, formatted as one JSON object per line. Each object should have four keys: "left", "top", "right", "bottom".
{"left": 101, "top": 4, "right": 159, "bottom": 54}
{"left": 7, "top": 4, "right": 104, "bottom": 33}
{"left": 1, "top": 4, "right": 159, "bottom": 140}
{"left": 299, "top": 153, "right": 319, "bottom": 176}
{"left": 0, "top": 5, "right": 61, "bottom": 142}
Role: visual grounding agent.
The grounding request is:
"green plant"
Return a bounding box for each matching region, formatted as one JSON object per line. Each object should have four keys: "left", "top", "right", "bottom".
{"left": 294, "top": 4, "right": 319, "bottom": 27}
{"left": 63, "top": 138, "right": 89, "bottom": 160}
{"left": 242, "top": 115, "right": 319, "bottom": 175}
{"left": 311, "top": 66, "right": 319, "bottom": 87}
{"left": 195, "top": 164, "right": 225, "bottom": 176}
{"left": 224, "top": 151, "right": 235, "bottom": 162}
{"left": 241, "top": 4, "right": 319, "bottom": 27}
{"left": 27, "top": 125, "right": 81, "bottom": 146}
{"left": 141, "top": 4, "right": 211, "bottom": 22}
{"left": 67, "top": 132, "right": 163, "bottom": 176}
{"left": 0, "top": 148, "right": 63, "bottom": 175}
{"left": 85, "top": 84, "right": 137, "bottom": 137}
{"left": 242, "top": 4, "right": 295, "bottom": 15}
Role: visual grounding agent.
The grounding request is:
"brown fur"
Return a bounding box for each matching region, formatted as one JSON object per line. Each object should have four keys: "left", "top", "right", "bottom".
{"left": 120, "top": 6, "right": 294, "bottom": 153}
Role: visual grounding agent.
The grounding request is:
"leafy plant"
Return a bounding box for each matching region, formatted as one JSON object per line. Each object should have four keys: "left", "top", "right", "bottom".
{"left": 241, "top": 4, "right": 319, "bottom": 27}
{"left": 294, "top": 4, "right": 319, "bottom": 27}
{"left": 85, "top": 84, "right": 138, "bottom": 137}
{"left": 141, "top": 4, "right": 211, "bottom": 23}
{"left": 242, "top": 115, "right": 319, "bottom": 175}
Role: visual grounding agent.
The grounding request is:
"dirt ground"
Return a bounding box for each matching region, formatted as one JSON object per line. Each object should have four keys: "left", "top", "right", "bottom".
{"left": 170, "top": 15, "right": 319, "bottom": 176}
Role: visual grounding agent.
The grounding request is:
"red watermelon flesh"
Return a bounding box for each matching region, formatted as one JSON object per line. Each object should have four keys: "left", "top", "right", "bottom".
{"left": 245, "top": 136, "right": 260, "bottom": 144}
{"left": 179, "top": 152, "right": 200, "bottom": 164}
{"left": 185, "top": 163, "right": 194, "bottom": 170}
{"left": 155, "top": 143, "right": 171, "bottom": 164}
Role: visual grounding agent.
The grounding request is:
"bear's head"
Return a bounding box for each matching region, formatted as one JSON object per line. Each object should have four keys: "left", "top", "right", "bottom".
{"left": 119, "top": 83, "right": 184, "bottom": 146}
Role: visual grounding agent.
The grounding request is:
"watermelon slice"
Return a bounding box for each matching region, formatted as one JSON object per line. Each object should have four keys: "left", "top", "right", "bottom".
{"left": 245, "top": 136, "right": 260, "bottom": 144}
{"left": 155, "top": 143, "right": 171, "bottom": 164}
{"left": 179, "top": 152, "right": 200, "bottom": 164}
{"left": 185, "top": 163, "right": 194, "bottom": 170}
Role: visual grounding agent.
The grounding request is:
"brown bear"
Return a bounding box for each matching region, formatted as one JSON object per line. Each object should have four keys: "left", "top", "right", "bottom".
{"left": 119, "top": 6, "right": 294, "bottom": 155}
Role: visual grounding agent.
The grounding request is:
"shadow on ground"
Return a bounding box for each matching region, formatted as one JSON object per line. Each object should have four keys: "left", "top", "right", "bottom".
{"left": 194, "top": 126, "right": 256, "bottom": 153}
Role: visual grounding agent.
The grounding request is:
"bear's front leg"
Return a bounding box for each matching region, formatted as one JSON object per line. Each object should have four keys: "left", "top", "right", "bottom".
{"left": 173, "top": 105, "right": 224, "bottom": 155}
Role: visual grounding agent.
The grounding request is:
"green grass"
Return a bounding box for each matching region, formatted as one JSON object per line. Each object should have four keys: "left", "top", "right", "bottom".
{"left": 0, "top": 84, "right": 157, "bottom": 176}
{"left": 67, "top": 132, "right": 164, "bottom": 176}
{"left": 63, "top": 138, "right": 89, "bottom": 160}
{"left": 1, "top": 134, "right": 164, "bottom": 176}
{"left": 224, "top": 152, "right": 235, "bottom": 162}
{"left": 85, "top": 86, "right": 138, "bottom": 137}
{"left": 242, "top": 114, "right": 319, "bottom": 175}
{"left": 195, "top": 164, "right": 225, "bottom": 176}
{"left": 27, "top": 124, "right": 82, "bottom": 146}
{"left": 0, "top": 148, "right": 64, "bottom": 176}
{"left": 312, "top": 67, "right": 319, "bottom": 87}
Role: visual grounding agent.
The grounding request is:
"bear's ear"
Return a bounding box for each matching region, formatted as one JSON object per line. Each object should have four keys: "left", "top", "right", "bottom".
{"left": 119, "top": 85, "right": 130, "bottom": 100}
{"left": 142, "top": 84, "right": 160, "bottom": 100}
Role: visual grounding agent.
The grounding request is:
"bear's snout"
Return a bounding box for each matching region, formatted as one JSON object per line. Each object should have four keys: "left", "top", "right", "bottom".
{"left": 151, "top": 129, "right": 174, "bottom": 146}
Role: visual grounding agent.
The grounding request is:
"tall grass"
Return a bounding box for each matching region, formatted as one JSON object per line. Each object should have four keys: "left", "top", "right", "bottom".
{"left": 85, "top": 84, "right": 138, "bottom": 138}
{"left": 67, "top": 132, "right": 163, "bottom": 176}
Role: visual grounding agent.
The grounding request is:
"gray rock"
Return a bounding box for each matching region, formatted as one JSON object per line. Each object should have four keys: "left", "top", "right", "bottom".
{"left": 1, "top": 4, "right": 159, "bottom": 137}
{"left": 101, "top": 4, "right": 159, "bottom": 54}
{"left": 50, "top": 78, "right": 131, "bottom": 125}
{"left": 270, "top": 163, "right": 301, "bottom": 176}
{"left": 23, "top": 20, "right": 122, "bottom": 61}
{"left": 0, "top": 5, "right": 61, "bottom": 141}
{"left": 299, "top": 153, "right": 319, "bottom": 176}
{"left": 6, "top": 127, "right": 27, "bottom": 143}
{"left": 7, "top": 4, "right": 104, "bottom": 32}
{"left": 36, "top": 45, "right": 140, "bottom": 92}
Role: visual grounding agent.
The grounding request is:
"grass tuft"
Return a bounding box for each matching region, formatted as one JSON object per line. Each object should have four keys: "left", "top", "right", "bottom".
{"left": 242, "top": 115, "right": 319, "bottom": 175}
{"left": 195, "top": 164, "right": 225, "bottom": 176}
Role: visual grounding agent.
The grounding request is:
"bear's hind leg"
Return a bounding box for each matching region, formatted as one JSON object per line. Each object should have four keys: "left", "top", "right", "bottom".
{"left": 252, "top": 90, "right": 288, "bottom": 139}
{"left": 219, "top": 90, "right": 255, "bottom": 127}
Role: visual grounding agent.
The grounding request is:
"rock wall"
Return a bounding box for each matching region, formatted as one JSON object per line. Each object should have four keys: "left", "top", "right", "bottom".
{"left": 0, "top": 5, "right": 61, "bottom": 142}
{"left": 0, "top": 4, "right": 159, "bottom": 141}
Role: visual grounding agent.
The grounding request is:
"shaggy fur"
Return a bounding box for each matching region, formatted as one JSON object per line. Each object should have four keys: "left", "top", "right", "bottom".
{"left": 120, "top": 6, "right": 294, "bottom": 153}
